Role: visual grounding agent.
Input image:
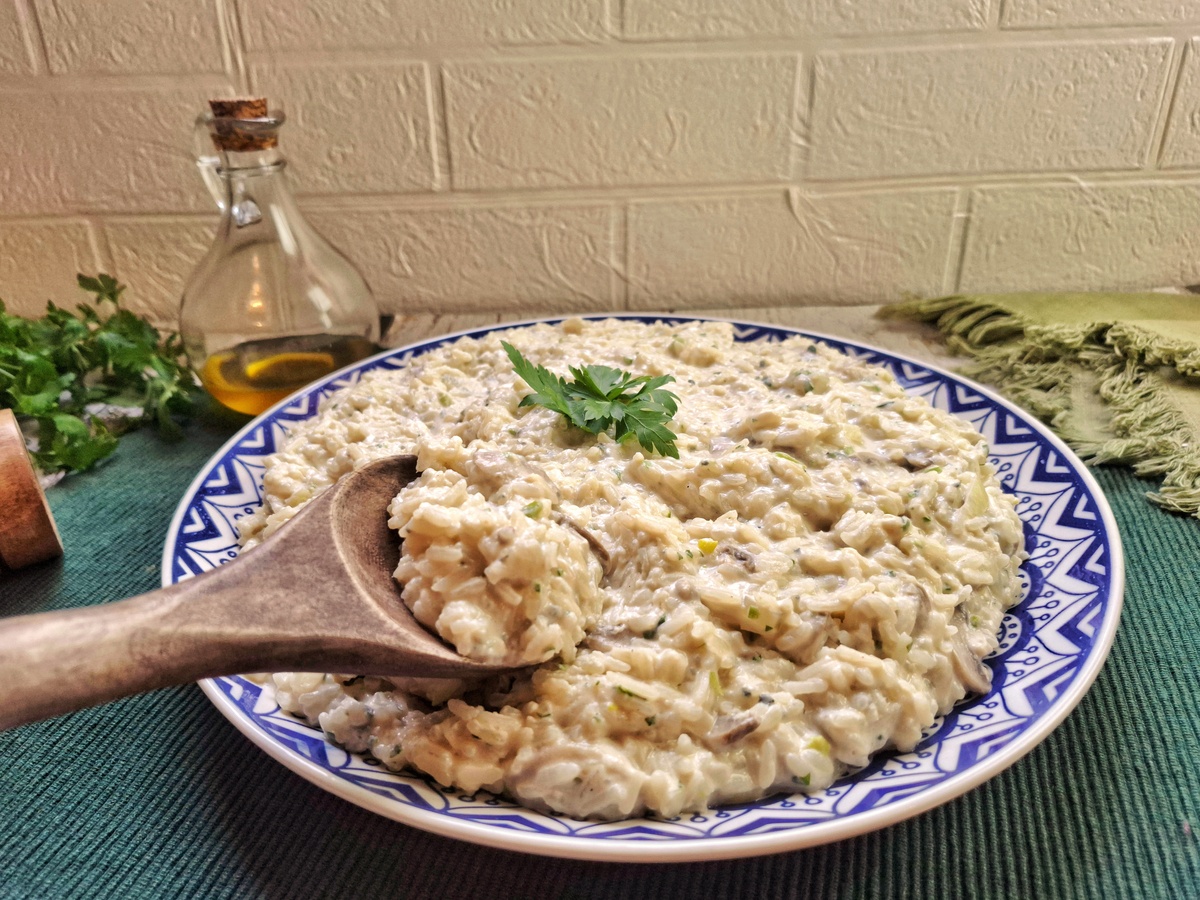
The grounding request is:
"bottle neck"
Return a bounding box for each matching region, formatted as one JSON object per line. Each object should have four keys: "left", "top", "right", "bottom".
{"left": 194, "top": 107, "right": 291, "bottom": 217}
{"left": 218, "top": 152, "right": 297, "bottom": 230}
{"left": 219, "top": 144, "right": 285, "bottom": 172}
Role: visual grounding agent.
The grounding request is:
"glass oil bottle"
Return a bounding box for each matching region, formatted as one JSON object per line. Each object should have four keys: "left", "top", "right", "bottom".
{"left": 180, "top": 98, "right": 380, "bottom": 416}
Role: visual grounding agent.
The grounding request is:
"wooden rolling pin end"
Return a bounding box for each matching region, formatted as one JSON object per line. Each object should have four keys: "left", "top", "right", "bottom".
{"left": 0, "top": 409, "right": 64, "bottom": 570}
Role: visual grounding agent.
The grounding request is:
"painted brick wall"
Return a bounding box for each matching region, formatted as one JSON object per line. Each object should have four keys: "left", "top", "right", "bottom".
{"left": 2, "top": 0, "right": 1200, "bottom": 326}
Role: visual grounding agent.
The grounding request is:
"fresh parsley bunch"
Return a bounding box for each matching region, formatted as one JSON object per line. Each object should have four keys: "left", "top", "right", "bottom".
{"left": 503, "top": 341, "right": 680, "bottom": 458}
{"left": 0, "top": 274, "right": 200, "bottom": 474}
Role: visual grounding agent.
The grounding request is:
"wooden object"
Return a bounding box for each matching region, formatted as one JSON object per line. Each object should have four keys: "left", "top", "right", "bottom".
{"left": 0, "top": 455, "right": 511, "bottom": 730}
{"left": 0, "top": 409, "right": 63, "bottom": 570}
{"left": 209, "top": 97, "right": 268, "bottom": 120}
{"left": 208, "top": 97, "right": 277, "bottom": 151}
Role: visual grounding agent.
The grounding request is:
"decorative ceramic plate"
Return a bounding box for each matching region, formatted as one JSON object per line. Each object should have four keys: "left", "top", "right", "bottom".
{"left": 163, "top": 315, "right": 1123, "bottom": 863}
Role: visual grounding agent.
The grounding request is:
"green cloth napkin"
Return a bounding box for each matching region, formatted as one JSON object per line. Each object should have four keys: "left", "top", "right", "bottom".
{"left": 880, "top": 292, "right": 1200, "bottom": 517}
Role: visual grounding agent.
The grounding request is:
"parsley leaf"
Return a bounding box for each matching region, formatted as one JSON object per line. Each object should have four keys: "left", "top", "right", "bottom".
{"left": 0, "top": 274, "right": 200, "bottom": 474}
{"left": 504, "top": 342, "right": 575, "bottom": 419}
{"left": 503, "top": 341, "right": 680, "bottom": 458}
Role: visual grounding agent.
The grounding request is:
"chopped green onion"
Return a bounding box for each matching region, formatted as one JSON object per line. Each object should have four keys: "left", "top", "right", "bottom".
{"left": 615, "top": 685, "right": 647, "bottom": 701}
{"left": 708, "top": 671, "right": 723, "bottom": 696}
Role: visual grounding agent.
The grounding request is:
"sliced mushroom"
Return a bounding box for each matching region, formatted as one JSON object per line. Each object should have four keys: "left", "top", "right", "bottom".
{"left": 705, "top": 711, "right": 762, "bottom": 749}
{"left": 911, "top": 584, "right": 932, "bottom": 637}
{"left": 554, "top": 511, "right": 612, "bottom": 575}
{"left": 903, "top": 448, "right": 933, "bottom": 470}
{"left": 949, "top": 609, "right": 992, "bottom": 694}
{"left": 717, "top": 545, "right": 757, "bottom": 572}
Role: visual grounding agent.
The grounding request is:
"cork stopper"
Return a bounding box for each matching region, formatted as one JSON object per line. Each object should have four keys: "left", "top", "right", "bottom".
{"left": 208, "top": 97, "right": 278, "bottom": 151}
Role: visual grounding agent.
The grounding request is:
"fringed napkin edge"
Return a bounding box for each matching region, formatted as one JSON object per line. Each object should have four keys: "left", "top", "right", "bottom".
{"left": 879, "top": 295, "right": 1200, "bottom": 518}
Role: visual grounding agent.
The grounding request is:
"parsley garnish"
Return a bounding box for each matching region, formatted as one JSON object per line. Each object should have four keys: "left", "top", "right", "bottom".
{"left": 503, "top": 341, "right": 680, "bottom": 458}
{"left": 0, "top": 274, "right": 199, "bottom": 473}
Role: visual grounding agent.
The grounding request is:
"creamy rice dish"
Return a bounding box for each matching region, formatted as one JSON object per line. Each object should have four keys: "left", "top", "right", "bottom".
{"left": 239, "top": 319, "right": 1025, "bottom": 821}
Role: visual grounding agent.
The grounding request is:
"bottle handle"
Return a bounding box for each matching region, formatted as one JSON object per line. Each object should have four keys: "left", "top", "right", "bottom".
{"left": 193, "top": 114, "right": 227, "bottom": 213}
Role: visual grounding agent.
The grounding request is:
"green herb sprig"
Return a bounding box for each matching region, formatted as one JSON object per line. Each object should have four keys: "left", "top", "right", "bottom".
{"left": 503, "top": 341, "right": 680, "bottom": 458}
{"left": 0, "top": 274, "right": 200, "bottom": 473}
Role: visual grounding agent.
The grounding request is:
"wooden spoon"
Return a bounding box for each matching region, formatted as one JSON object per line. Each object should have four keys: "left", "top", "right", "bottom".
{"left": 0, "top": 454, "right": 512, "bottom": 731}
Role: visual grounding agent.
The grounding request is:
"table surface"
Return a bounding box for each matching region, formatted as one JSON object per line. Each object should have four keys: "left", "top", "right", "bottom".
{"left": 2, "top": 308, "right": 1198, "bottom": 900}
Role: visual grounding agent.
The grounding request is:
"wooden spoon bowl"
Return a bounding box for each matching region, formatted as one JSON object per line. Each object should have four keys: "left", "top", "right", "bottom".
{"left": 0, "top": 455, "right": 513, "bottom": 731}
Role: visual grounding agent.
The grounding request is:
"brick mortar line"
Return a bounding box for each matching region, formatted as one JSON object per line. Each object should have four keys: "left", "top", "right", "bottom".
{"left": 236, "top": 24, "right": 1199, "bottom": 67}
{"left": 429, "top": 61, "right": 454, "bottom": 193}
{"left": 945, "top": 188, "right": 974, "bottom": 293}
{"left": 799, "top": 167, "right": 1200, "bottom": 191}
{"left": 89, "top": 216, "right": 115, "bottom": 276}
{"left": 604, "top": 0, "right": 621, "bottom": 42}
{"left": 293, "top": 168, "right": 1200, "bottom": 202}
{"left": 1, "top": 22, "right": 1197, "bottom": 93}
{"left": 614, "top": 203, "right": 630, "bottom": 311}
{"left": 1152, "top": 33, "right": 1195, "bottom": 167}
{"left": 4, "top": 167, "right": 1200, "bottom": 228}
{"left": 788, "top": 51, "right": 813, "bottom": 183}
{"left": 13, "top": 0, "right": 49, "bottom": 75}
{"left": 0, "top": 72, "right": 234, "bottom": 92}
{"left": 218, "top": 0, "right": 251, "bottom": 94}
{"left": 302, "top": 183, "right": 798, "bottom": 209}
{"left": 0, "top": 214, "right": 103, "bottom": 227}
{"left": 987, "top": 0, "right": 1006, "bottom": 31}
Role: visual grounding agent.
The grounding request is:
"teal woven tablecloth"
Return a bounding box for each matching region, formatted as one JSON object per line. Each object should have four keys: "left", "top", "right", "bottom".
{"left": 2, "top": 418, "right": 1198, "bottom": 900}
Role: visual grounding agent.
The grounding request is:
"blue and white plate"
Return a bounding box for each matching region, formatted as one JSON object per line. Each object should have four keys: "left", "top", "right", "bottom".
{"left": 163, "top": 315, "right": 1123, "bottom": 862}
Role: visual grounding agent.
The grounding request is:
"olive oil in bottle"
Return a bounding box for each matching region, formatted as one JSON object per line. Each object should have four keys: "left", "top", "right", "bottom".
{"left": 180, "top": 97, "right": 381, "bottom": 416}
{"left": 198, "top": 334, "right": 377, "bottom": 416}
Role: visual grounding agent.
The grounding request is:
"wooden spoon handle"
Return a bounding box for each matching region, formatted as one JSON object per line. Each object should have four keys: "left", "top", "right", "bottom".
{"left": 0, "top": 551, "right": 384, "bottom": 731}
{"left": 0, "top": 453, "right": 486, "bottom": 730}
{"left": 0, "top": 488, "right": 357, "bottom": 730}
{"left": 0, "top": 531, "right": 393, "bottom": 731}
{"left": 0, "top": 584, "right": 229, "bottom": 730}
{"left": 0, "top": 487, "right": 429, "bottom": 730}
